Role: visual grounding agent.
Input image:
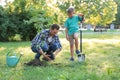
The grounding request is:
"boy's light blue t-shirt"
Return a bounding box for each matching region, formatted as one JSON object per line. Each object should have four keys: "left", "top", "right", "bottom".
{"left": 64, "top": 15, "right": 82, "bottom": 35}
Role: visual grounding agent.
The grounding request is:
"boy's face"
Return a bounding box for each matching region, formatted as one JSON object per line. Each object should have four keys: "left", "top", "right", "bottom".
{"left": 68, "top": 12, "right": 74, "bottom": 18}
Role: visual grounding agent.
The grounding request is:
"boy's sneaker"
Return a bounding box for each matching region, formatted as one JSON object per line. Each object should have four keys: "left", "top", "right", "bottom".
{"left": 76, "top": 50, "right": 81, "bottom": 55}
{"left": 70, "top": 57, "right": 74, "bottom": 61}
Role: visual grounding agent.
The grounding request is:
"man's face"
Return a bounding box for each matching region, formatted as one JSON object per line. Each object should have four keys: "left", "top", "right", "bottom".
{"left": 50, "top": 29, "right": 59, "bottom": 36}
{"left": 68, "top": 12, "right": 74, "bottom": 18}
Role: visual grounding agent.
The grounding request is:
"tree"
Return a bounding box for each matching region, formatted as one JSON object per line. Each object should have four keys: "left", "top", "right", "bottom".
{"left": 58, "top": 0, "right": 117, "bottom": 26}
{"left": 0, "top": 0, "right": 118, "bottom": 41}
{"left": 0, "top": 0, "right": 64, "bottom": 41}
{"left": 113, "top": 0, "right": 120, "bottom": 25}
{"left": 0, "top": 5, "right": 17, "bottom": 41}
{"left": 25, "top": 0, "right": 65, "bottom": 32}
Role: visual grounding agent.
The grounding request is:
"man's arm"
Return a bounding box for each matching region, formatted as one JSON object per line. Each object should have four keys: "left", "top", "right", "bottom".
{"left": 53, "top": 36, "right": 62, "bottom": 58}
{"left": 33, "top": 30, "right": 51, "bottom": 61}
{"left": 54, "top": 48, "right": 61, "bottom": 57}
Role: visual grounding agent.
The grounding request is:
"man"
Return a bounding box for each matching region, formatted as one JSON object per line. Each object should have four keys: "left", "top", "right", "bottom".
{"left": 26, "top": 24, "right": 62, "bottom": 66}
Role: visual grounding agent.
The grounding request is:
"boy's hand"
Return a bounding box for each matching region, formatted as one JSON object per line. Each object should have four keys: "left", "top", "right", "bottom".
{"left": 66, "top": 35, "right": 69, "bottom": 41}
{"left": 78, "top": 13, "right": 85, "bottom": 22}
{"left": 78, "top": 13, "right": 84, "bottom": 16}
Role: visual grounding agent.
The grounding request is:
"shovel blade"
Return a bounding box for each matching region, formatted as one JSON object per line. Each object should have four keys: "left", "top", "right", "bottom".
{"left": 78, "top": 54, "right": 85, "bottom": 62}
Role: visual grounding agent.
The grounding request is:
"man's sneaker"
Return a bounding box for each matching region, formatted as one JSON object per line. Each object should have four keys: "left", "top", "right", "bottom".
{"left": 70, "top": 57, "right": 74, "bottom": 61}
{"left": 76, "top": 50, "right": 81, "bottom": 55}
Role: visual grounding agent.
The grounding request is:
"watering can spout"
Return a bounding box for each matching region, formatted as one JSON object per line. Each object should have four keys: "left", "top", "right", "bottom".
{"left": 16, "top": 52, "right": 23, "bottom": 65}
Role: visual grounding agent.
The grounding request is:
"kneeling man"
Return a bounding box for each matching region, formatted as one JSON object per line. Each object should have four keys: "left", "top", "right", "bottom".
{"left": 26, "top": 24, "right": 62, "bottom": 66}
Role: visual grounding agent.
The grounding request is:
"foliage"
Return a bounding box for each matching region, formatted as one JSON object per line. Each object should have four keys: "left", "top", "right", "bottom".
{"left": 0, "top": 0, "right": 118, "bottom": 41}
{"left": 0, "top": 0, "right": 65, "bottom": 41}
{"left": 113, "top": 0, "right": 120, "bottom": 25}
{"left": 0, "top": 6, "right": 17, "bottom": 41}
{"left": 7, "top": 0, "right": 37, "bottom": 41}
{"left": 25, "top": 0, "right": 66, "bottom": 32}
{"left": 58, "top": 0, "right": 117, "bottom": 26}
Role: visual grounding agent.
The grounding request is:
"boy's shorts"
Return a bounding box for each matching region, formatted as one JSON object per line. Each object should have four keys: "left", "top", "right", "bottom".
{"left": 68, "top": 32, "right": 79, "bottom": 45}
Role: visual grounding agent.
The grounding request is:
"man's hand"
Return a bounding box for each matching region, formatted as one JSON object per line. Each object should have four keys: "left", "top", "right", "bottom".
{"left": 43, "top": 55, "right": 51, "bottom": 61}
{"left": 39, "top": 49, "right": 51, "bottom": 61}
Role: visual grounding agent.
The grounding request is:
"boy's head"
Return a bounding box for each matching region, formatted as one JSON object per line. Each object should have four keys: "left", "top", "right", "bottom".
{"left": 67, "top": 7, "right": 74, "bottom": 18}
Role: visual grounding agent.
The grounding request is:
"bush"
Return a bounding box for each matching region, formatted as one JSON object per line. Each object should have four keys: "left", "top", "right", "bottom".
{"left": 0, "top": 0, "right": 60, "bottom": 42}
{"left": 0, "top": 6, "right": 17, "bottom": 41}
{"left": 0, "top": 5, "right": 37, "bottom": 41}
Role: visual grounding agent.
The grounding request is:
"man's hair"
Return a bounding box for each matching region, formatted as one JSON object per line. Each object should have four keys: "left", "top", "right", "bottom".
{"left": 67, "top": 7, "right": 74, "bottom": 13}
{"left": 51, "top": 24, "right": 60, "bottom": 30}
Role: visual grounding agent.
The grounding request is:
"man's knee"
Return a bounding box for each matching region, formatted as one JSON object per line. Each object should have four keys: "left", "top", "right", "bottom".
{"left": 41, "top": 42, "right": 49, "bottom": 52}
{"left": 50, "top": 43, "right": 59, "bottom": 51}
{"left": 31, "top": 46, "right": 38, "bottom": 53}
{"left": 35, "top": 53, "right": 41, "bottom": 59}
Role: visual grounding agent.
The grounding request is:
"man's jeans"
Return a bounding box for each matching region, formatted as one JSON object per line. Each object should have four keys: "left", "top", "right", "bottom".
{"left": 31, "top": 42, "right": 59, "bottom": 60}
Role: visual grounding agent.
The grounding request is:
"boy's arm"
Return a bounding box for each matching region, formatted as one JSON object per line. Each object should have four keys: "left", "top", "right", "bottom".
{"left": 65, "top": 28, "right": 69, "bottom": 41}
{"left": 64, "top": 19, "right": 69, "bottom": 41}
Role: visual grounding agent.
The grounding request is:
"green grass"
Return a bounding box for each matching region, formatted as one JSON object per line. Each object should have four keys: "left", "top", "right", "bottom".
{"left": 59, "top": 30, "right": 120, "bottom": 39}
{"left": 82, "top": 29, "right": 120, "bottom": 32}
{"left": 0, "top": 33, "right": 120, "bottom": 80}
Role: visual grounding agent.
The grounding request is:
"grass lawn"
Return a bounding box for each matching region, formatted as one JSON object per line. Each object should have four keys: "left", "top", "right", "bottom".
{"left": 0, "top": 33, "right": 120, "bottom": 80}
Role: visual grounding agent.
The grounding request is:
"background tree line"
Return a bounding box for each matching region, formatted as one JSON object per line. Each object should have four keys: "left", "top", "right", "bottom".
{"left": 0, "top": 0, "right": 119, "bottom": 41}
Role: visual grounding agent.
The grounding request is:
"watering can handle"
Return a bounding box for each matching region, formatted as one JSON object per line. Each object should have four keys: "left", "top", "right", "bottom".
{"left": 6, "top": 51, "right": 11, "bottom": 56}
{"left": 6, "top": 51, "right": 14, "bottom": 56}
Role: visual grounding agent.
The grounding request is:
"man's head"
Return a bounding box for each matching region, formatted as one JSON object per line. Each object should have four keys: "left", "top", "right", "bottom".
{"left": 50, "top": 24, "right": 60, "bottom": 36}
{"left": 67, "top": 7, "right": 74, "bottom": 18}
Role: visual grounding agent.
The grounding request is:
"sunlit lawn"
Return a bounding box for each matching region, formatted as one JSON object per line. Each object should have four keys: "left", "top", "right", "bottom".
{"left": 0, "top": 33, "right": 120, "bottom": 80}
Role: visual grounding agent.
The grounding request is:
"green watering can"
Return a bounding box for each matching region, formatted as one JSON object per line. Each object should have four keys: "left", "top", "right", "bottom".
{"left": 6, "top": 51, "right": 23, "bottom": 67}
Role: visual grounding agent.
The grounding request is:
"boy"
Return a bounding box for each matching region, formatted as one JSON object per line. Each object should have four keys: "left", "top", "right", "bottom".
{"left": 64, "top": 7, "right": 84, "bottom": 61}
